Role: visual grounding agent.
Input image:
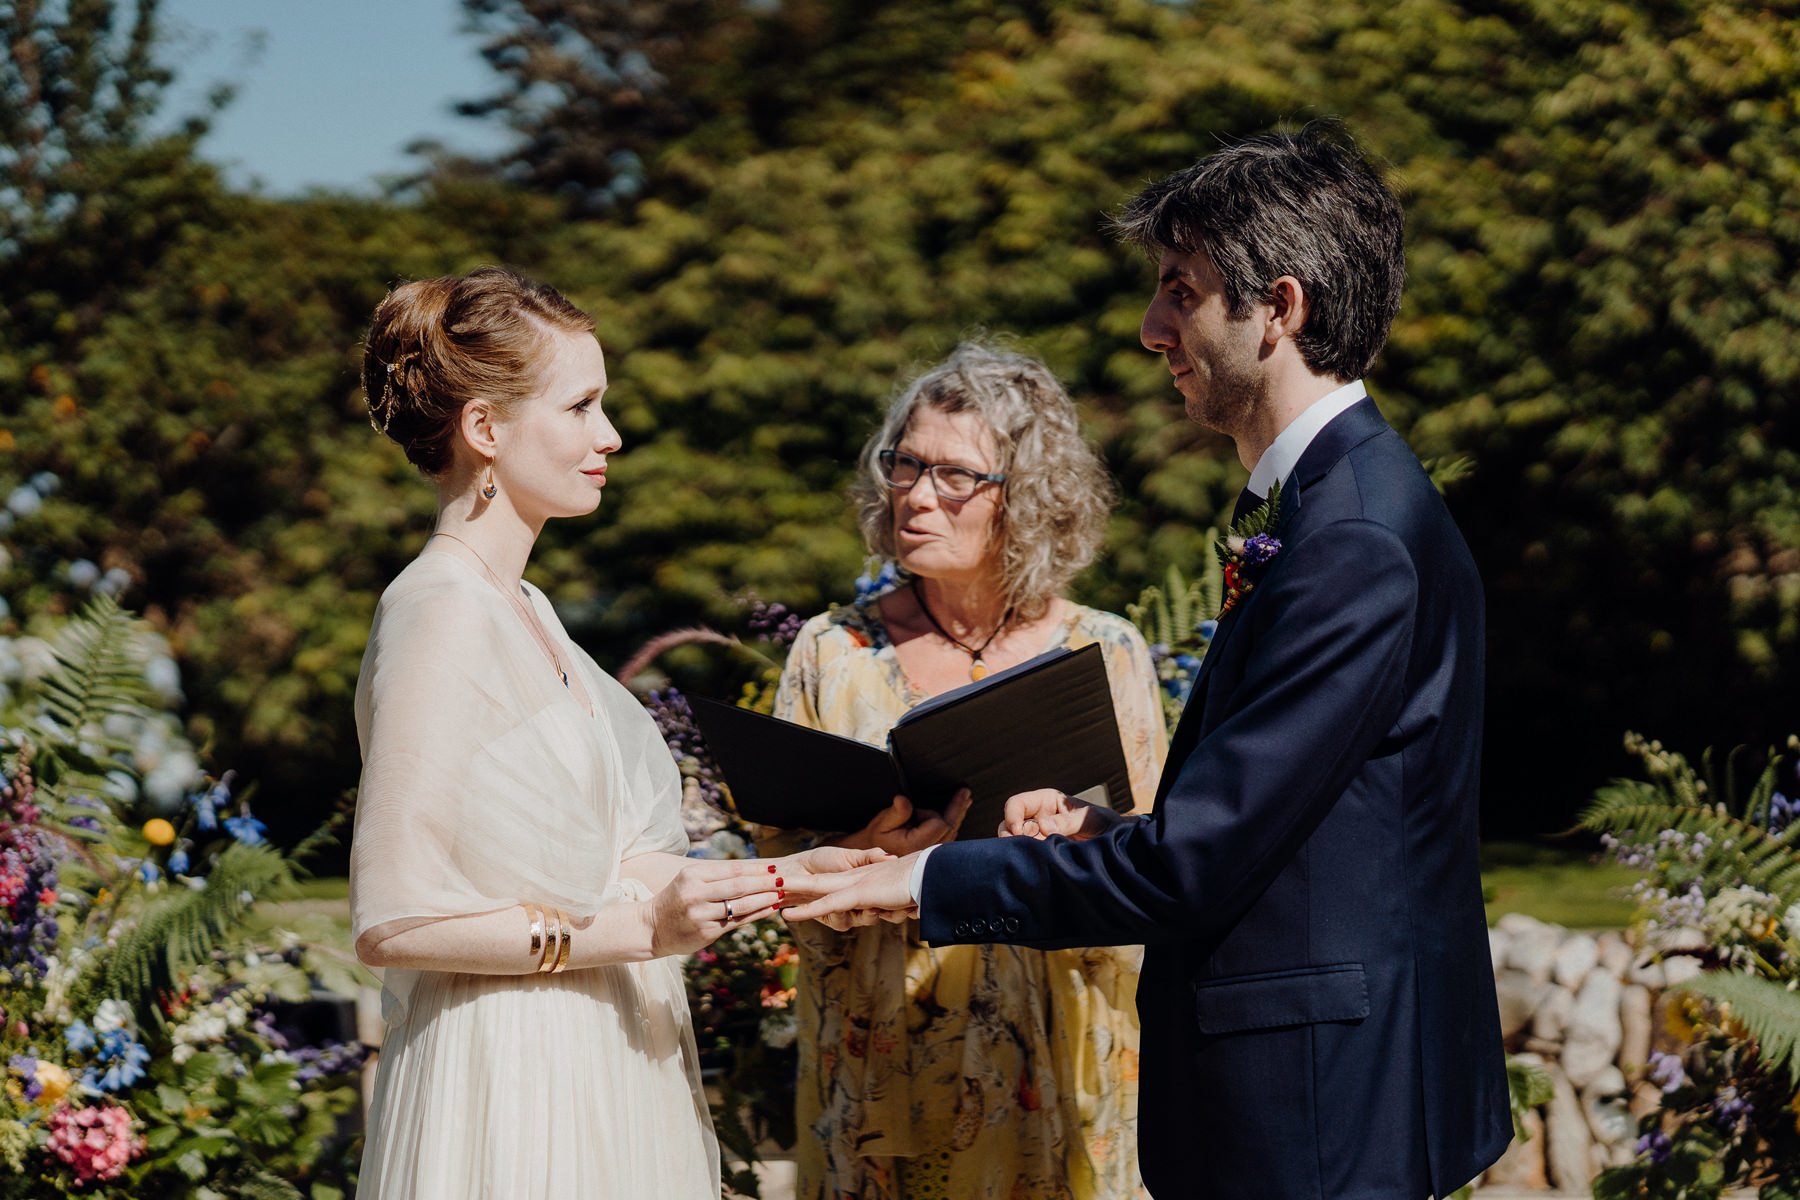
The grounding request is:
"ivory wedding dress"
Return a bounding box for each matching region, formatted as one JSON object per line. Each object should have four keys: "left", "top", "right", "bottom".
{"left": 350, "top": 552, "right": 719, "bottom": 1198}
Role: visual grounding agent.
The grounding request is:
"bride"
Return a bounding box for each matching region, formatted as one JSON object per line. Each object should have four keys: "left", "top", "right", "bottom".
{"left": 348, "top": 267, "right": 875, "bottom": 1198}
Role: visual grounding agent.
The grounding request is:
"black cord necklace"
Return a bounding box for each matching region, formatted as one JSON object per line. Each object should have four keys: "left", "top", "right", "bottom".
{"left": 913, "top": 580, "right": 1013, "bottom": 681}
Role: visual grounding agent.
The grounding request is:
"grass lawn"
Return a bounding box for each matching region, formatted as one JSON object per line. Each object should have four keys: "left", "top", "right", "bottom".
{"left": 1481, "top": 840, "right": 1639, "bottom": 929}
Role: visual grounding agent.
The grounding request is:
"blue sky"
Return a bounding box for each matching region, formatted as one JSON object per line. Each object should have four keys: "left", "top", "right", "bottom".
{"left": 159, "top": 1, "right": 515, "bottom": 194}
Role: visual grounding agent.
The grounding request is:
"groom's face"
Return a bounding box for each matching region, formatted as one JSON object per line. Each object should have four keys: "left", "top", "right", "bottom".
{"left": 1140, "top": 248, "right": 1265, "bottom": 437}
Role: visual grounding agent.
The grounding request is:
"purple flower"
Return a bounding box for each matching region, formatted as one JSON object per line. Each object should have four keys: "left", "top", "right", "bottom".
{"left": 1636, "top": 1130, "right": 1672, "bottom": 1164}
{"left": 1240, "top": 534, "right": 1282, "bottom": 565}
{"left": 290, "top": 1039, "right": 366, "bottom": 1085}
{"left": 9, "top": 1055, "right": 42, "bottom": 1101}
{"left": 1711, "top": 1086, "right": 1752, "bottom": 1130}
{"left": 1648, "top": 1050, "right": 1688, "bottom": 1093}
{"left": 1771, "top": 792, "right": 1794, "bottom": 834}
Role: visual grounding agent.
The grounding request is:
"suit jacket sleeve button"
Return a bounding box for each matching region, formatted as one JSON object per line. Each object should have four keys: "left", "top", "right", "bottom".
{"left": 1004, "top": 917, "right": 1019, "bottom": 933}
{"left": 953, "top": 922, "right": 969, "bottom": 937}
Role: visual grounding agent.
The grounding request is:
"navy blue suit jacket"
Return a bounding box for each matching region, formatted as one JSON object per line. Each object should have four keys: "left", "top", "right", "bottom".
{"left": 920, "top": 400, "right": 1510, "bottom": 1199}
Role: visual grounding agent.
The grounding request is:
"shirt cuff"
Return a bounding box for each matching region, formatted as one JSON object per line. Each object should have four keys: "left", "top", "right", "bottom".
{"left": 908, "top": 844, "right": 938, "bottom": 905}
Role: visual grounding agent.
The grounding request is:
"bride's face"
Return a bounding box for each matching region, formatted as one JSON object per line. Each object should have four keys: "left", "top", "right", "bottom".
{"left": 492, "top": 330, "right": 620, "bottom": 521}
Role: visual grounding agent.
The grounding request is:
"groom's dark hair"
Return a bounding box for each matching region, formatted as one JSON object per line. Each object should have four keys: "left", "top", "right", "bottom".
{"left": 1112, "top": 124, "right": 1405, "bottom": 381}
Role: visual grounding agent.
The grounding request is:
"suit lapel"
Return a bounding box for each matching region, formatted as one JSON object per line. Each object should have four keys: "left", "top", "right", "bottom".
{"left": 1153, "top": 399, "right": 1394, "bottom": 807}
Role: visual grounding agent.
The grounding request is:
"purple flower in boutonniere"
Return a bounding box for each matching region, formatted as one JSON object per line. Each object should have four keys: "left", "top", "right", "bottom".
{"left": 1214, "top": 482, "right": 1284, "bottom": 618}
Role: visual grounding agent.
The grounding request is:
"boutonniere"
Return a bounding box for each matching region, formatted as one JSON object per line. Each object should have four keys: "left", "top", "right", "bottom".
{"left": 1214, "top": 481, "right": 1283, "bottom": 618}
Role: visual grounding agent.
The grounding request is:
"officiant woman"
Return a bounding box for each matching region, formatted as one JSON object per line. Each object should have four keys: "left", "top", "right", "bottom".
{"left": 758, "top": 342, "right": 1166, "bottom": 1200}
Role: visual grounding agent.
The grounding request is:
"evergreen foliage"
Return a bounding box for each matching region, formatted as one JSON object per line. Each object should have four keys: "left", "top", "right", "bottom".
{"left": 1, "top": 0, "right": 1798, "bottom": 836}
{"left": 1581, "top": 733, "right": 1800, "bottom": 1197}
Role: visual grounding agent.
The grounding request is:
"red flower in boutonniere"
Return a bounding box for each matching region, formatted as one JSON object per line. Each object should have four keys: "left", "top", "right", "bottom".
{"left": 1214, "top": 481, "right": 1284, "bottom": 618}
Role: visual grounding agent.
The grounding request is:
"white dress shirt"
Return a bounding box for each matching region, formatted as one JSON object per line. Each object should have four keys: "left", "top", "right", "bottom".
{"left": 906, "top": 379, "right": 1371, "bottom": 905}
{"left": 1244, "top": 379, "right": 1367, "bottom": 501}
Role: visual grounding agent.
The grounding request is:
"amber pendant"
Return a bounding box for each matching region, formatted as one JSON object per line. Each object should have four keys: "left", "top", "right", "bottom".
{"left": 969, "top": 658, "right": 988, "bottom": 681}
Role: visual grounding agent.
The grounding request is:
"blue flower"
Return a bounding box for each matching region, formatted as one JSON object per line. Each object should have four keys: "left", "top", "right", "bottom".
{"left": 167, "top": 847, "right": 190, "bottom": 875}
{"left": 1175, "top": 654, "right": 1201, "bottom": 673}
{"left": 84, "top": 1029, "right": 151, "bottom": 1092}
{"left": 138, "top": 860, "right": 161, "bottom": 884}
{"left": 63, "top": 1020, "right": 96, "bottom": 1053}
{"left": 853, "top": 559, "right": 901, "bottom": 599}
{"left": 224, "top": 814, "right": 267, "bottom": 846}
{"left": 1197, "top": 619, "right": 1218, "bottom": 640}
{"left": 191, "top": 791, "right": 218, "bottom": 832}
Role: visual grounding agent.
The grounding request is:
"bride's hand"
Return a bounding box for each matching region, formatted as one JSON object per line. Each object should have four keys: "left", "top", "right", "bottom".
{"left": 647, "top": 858, "right": 784, "bottom": 957}
{"left": 765, "top": 844, "right": 891, "bottom": 904}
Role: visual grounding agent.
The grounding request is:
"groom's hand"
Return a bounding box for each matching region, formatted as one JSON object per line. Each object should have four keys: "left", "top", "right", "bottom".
{"left": 998, "top": 788, "right": 1122, "bottom": 841}
{"left": 780, "top": 853, "right": 918, "bottom": 930}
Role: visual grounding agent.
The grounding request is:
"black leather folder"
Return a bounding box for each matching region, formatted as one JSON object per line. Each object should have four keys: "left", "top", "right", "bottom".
{"left": 687, "top": 643, "right": 1132, "bottom": 840}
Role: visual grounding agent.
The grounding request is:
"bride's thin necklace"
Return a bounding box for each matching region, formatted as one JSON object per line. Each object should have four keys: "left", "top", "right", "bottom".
{"left": 432, "top": 530, "right": 569, "bottom": 688}
{"left": 913, "top": 580, "right": 1012, "bottom": 682}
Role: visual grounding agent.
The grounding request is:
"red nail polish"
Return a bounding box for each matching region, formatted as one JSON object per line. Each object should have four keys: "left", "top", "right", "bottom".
{"left": 768, "top": 864, "right": 778, "bottom": 873}
{"left": 775, "top": 877, "right": 785, "bottom": 888}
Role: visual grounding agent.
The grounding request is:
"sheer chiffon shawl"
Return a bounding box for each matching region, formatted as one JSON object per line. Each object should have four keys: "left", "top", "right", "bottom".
{"left": 349, "top": 552, "right": 686, "bottom": 1023}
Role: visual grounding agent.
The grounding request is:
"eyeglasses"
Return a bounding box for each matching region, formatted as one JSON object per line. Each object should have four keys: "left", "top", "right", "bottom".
{"left": 877, "top": 450, "right": 1006, "bottom": 502}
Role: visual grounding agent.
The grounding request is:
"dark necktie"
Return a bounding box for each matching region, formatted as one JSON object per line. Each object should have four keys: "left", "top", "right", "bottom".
{"left": 1231, "top": 486, "right": 1261, "bottom": 526}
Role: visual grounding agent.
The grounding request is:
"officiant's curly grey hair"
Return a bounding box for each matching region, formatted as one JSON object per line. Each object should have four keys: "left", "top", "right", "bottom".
{"left": 853, "top": 342, "right": 1116, "bottom": 621}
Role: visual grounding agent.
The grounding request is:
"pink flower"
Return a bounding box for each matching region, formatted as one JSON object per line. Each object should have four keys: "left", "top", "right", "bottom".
{"left": 46, "top": 1103, "right": 142, "bottom": 1183}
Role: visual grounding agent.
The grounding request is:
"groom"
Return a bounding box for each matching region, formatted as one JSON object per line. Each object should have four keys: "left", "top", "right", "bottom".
{"left": 788, "top": 128, "right": 1511, "bottom": 1198}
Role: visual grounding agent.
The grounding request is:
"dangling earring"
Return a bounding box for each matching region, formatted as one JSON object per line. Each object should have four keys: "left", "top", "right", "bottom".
{"left": 481, "top": 464, "right": 498, "bottom": 500}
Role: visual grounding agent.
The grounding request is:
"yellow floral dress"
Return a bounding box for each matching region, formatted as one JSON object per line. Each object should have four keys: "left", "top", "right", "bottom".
{"left": 761, "top": 594, "right": 1167, "bottom": 1200}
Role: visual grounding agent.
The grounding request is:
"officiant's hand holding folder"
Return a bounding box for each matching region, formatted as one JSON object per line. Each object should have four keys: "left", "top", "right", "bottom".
{"left": 688, "top": 643, "right": 1133, "bottom": 840}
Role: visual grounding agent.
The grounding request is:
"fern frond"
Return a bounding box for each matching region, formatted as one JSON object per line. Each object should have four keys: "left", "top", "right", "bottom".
{"left": 1197, "top": 538, "right": 1223, "bottom": 616}
{"left": 91, "top": 843, "right": 296, "bottom": 1019}
{"left": 1676, "top": 972, "right": 1800, "bottom": 1086}
{"left": 37, "top": 593, "right": 153, "bottom": 750}
{"left": 1165, "top": 564, "right": 1192, "bottom": 638}
{"left": 1581, "top": 799, "right": 1800, "bottom": 911}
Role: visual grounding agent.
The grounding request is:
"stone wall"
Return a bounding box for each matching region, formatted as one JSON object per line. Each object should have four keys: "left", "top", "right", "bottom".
{"left": 1474, "top": 913, "right": 1699, "bottom": 1193}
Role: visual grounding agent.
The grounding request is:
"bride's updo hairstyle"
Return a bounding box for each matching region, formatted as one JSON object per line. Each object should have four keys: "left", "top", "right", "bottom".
{"left": 360, "top": 266, "right": 595, "bottom": 475}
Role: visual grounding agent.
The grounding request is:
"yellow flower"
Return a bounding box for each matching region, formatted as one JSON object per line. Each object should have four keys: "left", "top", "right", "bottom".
{"left": 142, "top": 818, "right": 176, "bottom": 846}
{"left": 1664, "top": 995, "right": 1707, "bottom": 1042}
{"left": 32, "top": 1062, "right": 69, "bottom": 1108}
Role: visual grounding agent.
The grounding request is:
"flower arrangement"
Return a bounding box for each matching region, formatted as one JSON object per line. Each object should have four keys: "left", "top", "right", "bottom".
{"left": 0, "top": 596, "right": 363, "bottom": 1198}
{"left": 1213, "top": 481, "right": 1284, "bottom": 618}
{"left": 1586, "top": 733, "right": 1800, "bottom": 1199}
{"left": 1125, "top": 563, "right": 1220, "bottom": 736}
{"left": 628, "top": 592, "right": 810, "bottom": 1195}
